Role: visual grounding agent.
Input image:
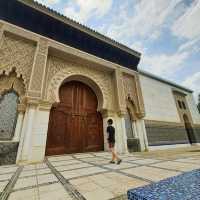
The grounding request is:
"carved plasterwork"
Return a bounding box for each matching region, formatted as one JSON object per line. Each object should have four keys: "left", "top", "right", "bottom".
{"left": 0, "top": 32, "right": 36, "bottom": 89}
{"left": 123, "top": 73, "right": 145, "bottom": 118}
{"left": 45, "top": 56, "right": 113, "bottom": 110}
{"left": 29, "top": 38, "right": 48, "bottom": 93}
{"left": 0, "top": 70, "right": 26, "bottom": 103}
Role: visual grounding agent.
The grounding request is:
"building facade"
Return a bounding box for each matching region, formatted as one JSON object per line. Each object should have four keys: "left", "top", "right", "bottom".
{"left": 0, "top": 0, "right": 200, "bottom": 165}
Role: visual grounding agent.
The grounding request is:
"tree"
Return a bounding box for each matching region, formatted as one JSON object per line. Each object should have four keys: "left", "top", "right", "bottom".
{"left": 197, "top": 94, "right": 200, "bottom": 113}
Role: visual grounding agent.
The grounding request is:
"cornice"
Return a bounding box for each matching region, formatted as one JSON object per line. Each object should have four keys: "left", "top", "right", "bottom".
{"left": 18, "top": 0, "right": 141, "bottom": 58}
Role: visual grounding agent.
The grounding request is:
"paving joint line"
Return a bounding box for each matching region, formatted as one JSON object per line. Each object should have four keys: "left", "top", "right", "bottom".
{"left": 46, "top": 158, "right": 86, "bottom": 200}
{"left": 0, "top": 165, "right": 23, "bottom": 200}
{"left": 73, "top": 156, "right": 154, "bottom": 184}
{"left": 12, "top": 180, "right": 59, "bottom": 193}
{"left": 18, "top": 172, "right": 52, "bottom": 179}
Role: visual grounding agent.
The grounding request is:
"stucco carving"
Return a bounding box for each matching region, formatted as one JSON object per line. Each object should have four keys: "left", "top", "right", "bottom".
{"left": 0, "top": 33, "right": 36, "bottom": 89}
{"left": 0, "top": 70, "right": 26, "bottom": 103}
{"left": 123, "top": 73, "right": 145, "bottom": 118}
{"left": 45, "top": 56, "right": 112, "bottom": 110}
{"left": 29, "top": 38, "right": 48, "bottom": 93}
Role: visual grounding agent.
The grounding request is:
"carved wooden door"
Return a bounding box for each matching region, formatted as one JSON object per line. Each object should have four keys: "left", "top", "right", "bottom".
{"left": 45, "top": 81, "right": 103, "bottom": 156}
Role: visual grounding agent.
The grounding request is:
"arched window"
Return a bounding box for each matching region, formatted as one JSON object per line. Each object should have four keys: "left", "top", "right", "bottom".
{"left": 0, "top": 91, "right": 19, "bottom": 140}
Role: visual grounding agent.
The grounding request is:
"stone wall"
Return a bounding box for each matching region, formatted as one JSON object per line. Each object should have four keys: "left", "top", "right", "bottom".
{"left": 193, "top": 125, "right": 200, "bottom": 143}
{"left": 145, "top": 120, "right": 190, "bottom": 146}
{"left": 0, "top": 142, "right": 18, "bottom": 165}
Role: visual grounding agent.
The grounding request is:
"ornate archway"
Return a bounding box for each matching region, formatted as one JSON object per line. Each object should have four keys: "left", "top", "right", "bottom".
{"left": 45, "top": 61, "right": 111, "bottom": 111}
{"left": 45, "top": 80, "right": 104, "bottom": 156}
{"left": 0, "top": 69, "right": 26, "bottom": 140}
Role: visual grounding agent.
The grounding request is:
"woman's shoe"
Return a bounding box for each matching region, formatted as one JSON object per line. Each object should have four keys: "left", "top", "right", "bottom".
{"left": 109, "top": 160, "right": 115, "bottom": 164}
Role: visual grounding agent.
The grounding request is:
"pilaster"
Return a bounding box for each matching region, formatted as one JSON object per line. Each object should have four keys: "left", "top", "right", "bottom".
{"left": 16, "top": 98, "right": 39, "bottom": 163}
{"left": 13, "top": 104, "right": 26, "bottom": 142}
{"left": 114, "top": 69, "right": 126, "bottom": 115}
{"left": 135, "top": 119, "right": 149, "bottom": 151}
{"left": 28, "top": 38, "right": 48, "bottom": 98}
{"left": 135, "top": 73, "right": 145, "bottom": 118}
{"left": 0, "top": 22, "right": 4, "bottom": 49}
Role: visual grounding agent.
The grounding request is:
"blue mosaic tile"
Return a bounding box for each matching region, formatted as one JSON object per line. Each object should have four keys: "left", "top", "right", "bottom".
{"left": 127, "top": 169, "right": 200, "bottom": 200}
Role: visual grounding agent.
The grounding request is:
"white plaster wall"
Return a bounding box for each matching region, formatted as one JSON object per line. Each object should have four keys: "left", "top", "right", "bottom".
{"left": 29, "top": 109, "right": 50, "bottom": 162}
{"left": 139, "top": 75, "right": 180, "bottom": 122}
{"left": 186, "top": 94, "right": 200, "bottom": 124}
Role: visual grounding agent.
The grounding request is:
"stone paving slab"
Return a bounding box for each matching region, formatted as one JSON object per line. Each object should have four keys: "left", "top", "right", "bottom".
{"left": 0, "top": 147, "right": 199, "bottom": 200}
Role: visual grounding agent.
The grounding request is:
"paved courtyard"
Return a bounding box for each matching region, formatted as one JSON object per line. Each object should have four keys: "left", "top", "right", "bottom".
{"left": 0, "top": 147, "right": 200, "bottom": 200}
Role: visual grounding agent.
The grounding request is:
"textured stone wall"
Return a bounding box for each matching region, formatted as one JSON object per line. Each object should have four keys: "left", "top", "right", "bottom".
{"left": 193, "top": 125, "right": 200, "bottom": 143}
{"left": 145, "top": 120, "right": 190, "bottom": 146}
{"left": 0, "top": 142, "right": 19, "bottom": 165}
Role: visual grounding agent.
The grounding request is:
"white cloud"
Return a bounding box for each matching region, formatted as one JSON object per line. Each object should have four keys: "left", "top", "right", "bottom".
{"left": 35, "top": 0, "right": 60, "bottom": 6}
{"left": 172, "top": 0, "right": 200, "bottom": 39}
{"left": 182, "top": 72, "right": 200, "bottom": 102}
{"left": 130, "top": 41, "right": 147, "bottom": 54}
{"left": 105, "top": 0, "right": 183, "bottom": 41}
{"left": 178, "top": 36, "right": 200, "bottom": 53}
{"left": 63, "top": 0, "right": 113, "bottom": 23}
{"left": 140, "top": 51, "right": 190, "bottom": 77}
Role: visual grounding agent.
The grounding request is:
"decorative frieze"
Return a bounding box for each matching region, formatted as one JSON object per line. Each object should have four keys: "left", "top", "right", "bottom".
{"left": 28, "top": 38, "right": 48, "bottom": 97}
{"left": 123, "top": 73, "right": 145, "bottom": 119}
{"left": 114, "top": 69, "right": 126, "bottom": 115}
{"left": 45, "top": 56, "right": 113, "bottom": 111}
{"left": 0, "top": 32, "right": 36, "bottom": 88}
{"left": 0, "top": 22, "right": 4, "bottom": 48}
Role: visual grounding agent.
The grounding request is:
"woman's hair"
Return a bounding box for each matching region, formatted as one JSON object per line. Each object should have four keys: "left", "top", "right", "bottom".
{"left": 107, "top": 118, "right": 113, "bottom": 125}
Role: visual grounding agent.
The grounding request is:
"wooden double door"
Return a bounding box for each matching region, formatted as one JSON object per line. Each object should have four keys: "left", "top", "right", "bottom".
{"left": 45, "top": 81, "right": 104, "bottom": 156}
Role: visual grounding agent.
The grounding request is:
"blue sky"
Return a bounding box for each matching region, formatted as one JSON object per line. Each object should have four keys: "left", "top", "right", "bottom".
{"left": 36, "top": 0, "right": 200, "bottom": 102}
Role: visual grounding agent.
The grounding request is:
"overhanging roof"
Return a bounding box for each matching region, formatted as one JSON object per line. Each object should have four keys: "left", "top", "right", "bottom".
{"left": 0, "top": 0, "right": 141, "bottom": 70}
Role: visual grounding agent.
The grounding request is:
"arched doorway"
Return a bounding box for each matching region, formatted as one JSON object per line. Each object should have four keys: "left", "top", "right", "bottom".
{"left": 45, "top": 81, "right": 104, "bottom": 156}
{"left": 183, "top": 114, "right": 195, "bottom": 144}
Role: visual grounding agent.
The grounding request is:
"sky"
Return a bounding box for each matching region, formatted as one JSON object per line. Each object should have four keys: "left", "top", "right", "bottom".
{"left": 36, "top": 0, "right": 200, "bottom": 102}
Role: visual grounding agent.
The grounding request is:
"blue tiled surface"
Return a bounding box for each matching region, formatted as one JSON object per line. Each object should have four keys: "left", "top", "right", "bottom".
{"left": 127, "top": 169, "right": 200, "bottom": 200}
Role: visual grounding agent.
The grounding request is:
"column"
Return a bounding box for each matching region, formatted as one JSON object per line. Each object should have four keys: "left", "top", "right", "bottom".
{"left": 114, "top": 69, "right": 127, "bottom": 114}
{"left": 16, "top": 99, "right": 38, "bottom": 163}
{"left": 135, "top": 119, "right": 149, "bottom": 151}
{"left": 113, "top": 69, "right": 128, "bottom": 154}
{"left": 114, "top": 114, "right": 129, "bottom": 154}
{"left": 12, "top": 104, "right": 26, "bottom": 142}
{"left": 28, "top": 38, "right": 48, "bottom": 98}
{"left": 29, "top": 101, "right": 52, "bottom": 163}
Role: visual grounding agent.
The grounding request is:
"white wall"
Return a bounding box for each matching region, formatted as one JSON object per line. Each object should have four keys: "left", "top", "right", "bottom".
{"left": 139, "top": 74, "right": 180, "bottom": 122}
{"left": 30, "top": 109, "right": 50, "bottom": 162}
{"left": 186, "top": 94, "right": 200, "bottom": 124}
